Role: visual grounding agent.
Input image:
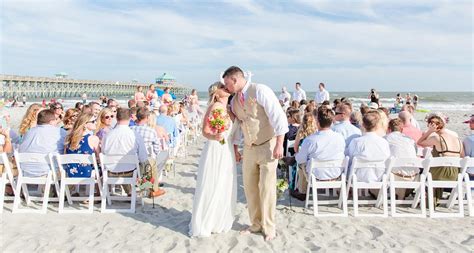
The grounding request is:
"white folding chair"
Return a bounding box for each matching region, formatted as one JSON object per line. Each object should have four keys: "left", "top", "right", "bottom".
{"left": 53, "top": 153, "right": 102, "bottom": 213}
{"left": 0, "top": 153, "right": 15, "bottom": 213}
{"left": 387, "top": 157, "right": 426, "bottom": 217}
{"left": 12, "top": 151, "right": 60, "bottom": 213}
{"left": 285, "top": 140, "right": 295, "bottom": 157}
{"left": 447, "top": 157, "right": 473, "bottom": 216}
{"left": 347, "top": 158, "right": 389, "bottom": 217}
{"left": 100, "top": 153, "right": 141, "bottom": 213}
{"left": 423, "top": 157, "right": 463, "bottom": 218}
{"left": 304, "top": 157, "right": 349, "bottom": 217}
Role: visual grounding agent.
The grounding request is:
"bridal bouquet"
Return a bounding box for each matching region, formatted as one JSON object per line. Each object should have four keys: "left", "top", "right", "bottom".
{"left": 137, "top": 175, "right": 154, "bottom": 194}
{"left": 207, "top": 108, "right": 229, "bottom": 145}
{"left": 276, "top": 179, "right": 289, "bottom": 200}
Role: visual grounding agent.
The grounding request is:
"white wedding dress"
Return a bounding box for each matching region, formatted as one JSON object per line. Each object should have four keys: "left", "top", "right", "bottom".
{"left": 189, "top": 121, "right": 237, "bottom": 237}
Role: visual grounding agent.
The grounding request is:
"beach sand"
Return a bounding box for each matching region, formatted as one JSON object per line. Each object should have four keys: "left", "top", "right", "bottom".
{"left": 1, "top": 106, "right": 473, "bottom": 252}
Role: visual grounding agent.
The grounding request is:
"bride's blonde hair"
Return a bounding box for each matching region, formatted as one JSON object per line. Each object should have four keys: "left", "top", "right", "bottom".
{"left": 207, "top": 82, "right": 224, "bottom": 105}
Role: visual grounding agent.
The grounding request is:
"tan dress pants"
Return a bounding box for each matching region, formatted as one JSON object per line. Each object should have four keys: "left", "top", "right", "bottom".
{"left": 242, "top": 138, "right": 278, "bottom": 237}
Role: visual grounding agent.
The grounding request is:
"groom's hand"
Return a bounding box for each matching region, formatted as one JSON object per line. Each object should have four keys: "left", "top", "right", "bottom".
{"left": 235, "top": 151, "right": 242, "bottom": 163}
{"left": 272, "top": 145, "right": 283, "bottom": 160}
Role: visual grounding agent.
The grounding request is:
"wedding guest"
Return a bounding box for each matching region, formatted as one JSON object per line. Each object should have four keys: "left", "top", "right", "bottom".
{"left": 162, "top": 87, "right": 173, "bottom": 106}
{"left": 294, "top": 112, "right": 317, "bottom": 153}
{"left": 88, "top": 101, "right": 102, "bottom": 118}
{"left": 288, "top": 100, "right": 300, "bottom": 112}
{"left": 292, "top": 82, "right": 306, "bottom": 102}
{"left": 295, "top": 107, "right": 345, "bottom": 194}
{"left": 384, "top": 118, "right": 418, "bottom": 199}
{"left": 146, "top": 84, "right": 159, "bottom": 107}
{"left": 304, "top": 102, "right": 316, "bottom": 114}
{"left": 283, "top": 109, "right": 301, "bottom": 157}
{"left": 315, "top": 82, "right": 330, "bottom": 104}
{"left": 368, "top": 88, "right": 380, "bottom": 106}
{"left": 347, "top": 111, "right": 390, "bottom": 196}
{"left": 64, "top": 112, "right": 100, "bottom": 178}
{"left": 107, "top": 99, "right": 119, "bottom": 110}
{"left": 463, "top": 115, "right": 474, "bottom": 181}
{"left": 401, "top": 104, "right": 421, "bottom": 130}
{"left": 62, "top": 108, "right": 80, "bottom": 131}
{"left": 74, "top": 102, "right": 84, "bottom": 111}
{"left": 18, "top": 103, "right": 43, "bottom": 141}
{"left": 101, "top": 108, "right": 147, "bottom": 194}
{"left": 417, "top": 114, "right": 463, "bottom": 205}
{"left": 399, "top": 111, "right": 422, "bottom": 143}
{"left": 360, "top": 105, "right": 370, "bottom": 116}
{"left": 134, "top": 86, "right": 146, "bottom": 103}
{"left": 279, "top": 86, "right": 291, "bottom": 106}
{"left": 350, "top": 111, "right": 363, "bottom": 129}
{"left": 128, "top": 99, "right": 137, "bottom": 109}
{"left": 148, "top": 110, "right": 170, "bottom": 143}
{"left": 95, "top": 108, "right": 114, "bottom": 142}
{"left": 129, "top": 107, "right": 138, "bottom": 127}
{"left": 332, "top": 102, "right": 361, "bottom": 147}
{"left": 18, "top": 109, "right": 66, "bottom": 177}
{"left": 156, "top": 105, "right": 179, "bottom": 147}
{"left": 131, "top": 107, "right": 167, "bottom": 197}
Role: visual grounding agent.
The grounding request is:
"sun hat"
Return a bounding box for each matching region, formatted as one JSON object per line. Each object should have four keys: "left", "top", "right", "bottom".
{"left": 368, "top": 102, "right": 379, "bottom": 109}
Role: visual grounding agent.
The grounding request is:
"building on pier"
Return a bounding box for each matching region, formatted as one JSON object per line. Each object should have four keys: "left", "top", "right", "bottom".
{"left": 155, "top": 73, "right": 176, "bottom": 86}
{"left": 1, "top": 74, "right": 191, "bottom": 99}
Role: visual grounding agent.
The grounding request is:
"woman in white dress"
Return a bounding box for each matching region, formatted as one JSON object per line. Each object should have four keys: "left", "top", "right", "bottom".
{"left": 189, "top": 82, "right": 237, "bottom": 238}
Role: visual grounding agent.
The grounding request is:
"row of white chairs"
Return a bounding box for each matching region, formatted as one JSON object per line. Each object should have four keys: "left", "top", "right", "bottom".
{"left": 303, "top": 156, "right": 473, "bottom": 218}
{"left": 0, "top": 151, "right": 146, "bottom": 214}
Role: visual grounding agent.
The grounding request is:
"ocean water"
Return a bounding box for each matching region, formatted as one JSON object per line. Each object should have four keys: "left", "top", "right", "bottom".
{"left": 197, "top": 91, "right": 473, "bottom": 112}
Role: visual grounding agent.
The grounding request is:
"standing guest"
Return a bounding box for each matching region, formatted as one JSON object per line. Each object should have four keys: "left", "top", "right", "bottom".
{"left": 156, "top": 105, "right": 179, "bottom": 148}
{"left": 75, "top": 102, "right": 84, "bottom": 111}
{"left": 88, "top": 101, "right": 102, "bottom": 118}
{"left": 294, "top": 112, "right": 317, "bottom": 153}
{"left": 162, "top": 87, "right": 173, "bottom": 106}
{"left": 399, "top": 111, "right": 422, "bottom": 143}
{"left": 417, "top": 114, "right": 463, "bottom": 205}
{"left": 95, "top": 108, "right": 114, "bottom": 142}
{"left": 18, "top": 103, "right": 43, "bottom": 141}
{"left": 314, "top": 82, "right": 330, "bottom": 104}
{"left": 18, "top": 109, "right": 66, "bottom": 177}
{"left": 283, "top": 109, "right": 301, "bottom": 157}
{"left": 131, "top": 107, "right": 167, "bottom": 197}
{"left": 413, "top": 95, "right": 419, "bottom": 109}
{"left": 279, "top": 86, "right": 291, "bottom": 105}
{"left": 332, "top": 102, "right": 361, "bottom": 148}
{"left": 62, "top": 108, "right": 80, "bottom": 131}
{"left": 49, "top": 102, "right": 64, "bottom": 121}
{"left": 462, "top": 115, "right": 474, "bottom": 182}
{"left": 368, "top": 88, "right": 380, "bottom": 106}
{"left": 64, "top": 113, "right": 100, "bottom": 178}
{"left": 347, "top": 111, "right": 390, "bottom": 196}
{"left": 146, "top": 84, "right": 158, "bottom": 107}
{"left": 295, "top": 107, "right": 345, "bottom": 194}
{"left": 188, "top": 89, "right": 202, "bottom": 116}
{"left": 384, "top": 118, "right": 418, "bottom": 199}
{"left": 405, "top": 93, "right": 412, "bottom": 104}
{"left": 292, "top": 82, "right": 306, "bottom": 102}
{"left": 134, "top": 86, "right": 146, "bottom": 103}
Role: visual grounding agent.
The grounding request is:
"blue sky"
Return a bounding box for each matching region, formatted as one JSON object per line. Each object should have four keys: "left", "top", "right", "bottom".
{"left": 1, "top": 0, "right": 472, "bottom": 92}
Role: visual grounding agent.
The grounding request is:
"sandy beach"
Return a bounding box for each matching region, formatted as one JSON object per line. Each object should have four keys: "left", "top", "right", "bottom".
{"left": 1, "top": 105, "right": 473, "bottom": 252}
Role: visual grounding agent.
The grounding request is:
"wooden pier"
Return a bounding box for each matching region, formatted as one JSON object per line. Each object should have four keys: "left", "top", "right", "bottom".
{"left": 0, "top": 74, "right": 191, "bottom": 99}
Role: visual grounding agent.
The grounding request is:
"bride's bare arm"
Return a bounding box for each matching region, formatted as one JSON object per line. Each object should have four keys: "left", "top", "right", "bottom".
{"left": 202, "top": 103, "right": 224, "bottom": 141}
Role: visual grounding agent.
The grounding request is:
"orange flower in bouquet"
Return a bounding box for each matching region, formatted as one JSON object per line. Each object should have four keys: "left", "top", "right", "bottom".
{"left": 207, "top": 108, "right": 230, "bottom": 145}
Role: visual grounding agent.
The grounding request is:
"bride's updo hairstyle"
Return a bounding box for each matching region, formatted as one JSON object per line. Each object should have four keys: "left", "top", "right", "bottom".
{"left": 208, "top": 81, "right": 225, "bottom": 105}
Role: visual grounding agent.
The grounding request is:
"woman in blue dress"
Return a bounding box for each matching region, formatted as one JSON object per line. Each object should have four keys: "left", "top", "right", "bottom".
{"left": 64, "top": 112, "right": 100, "bottom": 177}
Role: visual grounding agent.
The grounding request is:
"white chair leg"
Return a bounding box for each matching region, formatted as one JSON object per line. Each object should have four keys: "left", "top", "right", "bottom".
{"left": 466, "top": 183, "right": 473, "bottom": 216}
{"left": 131, "top": 183, "right": 136, "bottom": 213}
{"left": 427, "top": 179, "right": 435, "bottom": 217}
{"left": 382, "top": 179, "right": 388, "bottom": 217}
{"left": 390, "top": 181, "right": 397, "bottom": 217}
{"left": 88, "top": 182, "right": 94, "bottom": 213}
{"left": 420, "top": 180, "right": 426, "bottom": 217}
{"left": 12, "top": 177, "right": 23, "bottom": 213}
{"left": 41, "top": 175, "right": 52, "bottom": 214}
{"left": 353, "top": 181, "right": 359, "bottom": 217}
{"left": 305, "top": 174, "right": 311, "bottom": 209}
{"left": 457, "top": 177, "right": 464, "bottom": 216}
{"left": 59, "top": 180, "right": 66, "bottom": 213}
{"left": 101, "top": 182, "right": 107, "bottom": 212}
{"left": 312, "top": 176, "right": 318, "bottom": 217}
{"left": 0, "top": 174, "right": 6, "bottom": 213}
{"left": 340, "top": 178, "right": 348, "bottom": 217}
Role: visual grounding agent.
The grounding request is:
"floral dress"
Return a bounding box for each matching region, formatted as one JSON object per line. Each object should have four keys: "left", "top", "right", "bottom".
{"left": 65, "top": 134, "right": 94, "bottom": 178}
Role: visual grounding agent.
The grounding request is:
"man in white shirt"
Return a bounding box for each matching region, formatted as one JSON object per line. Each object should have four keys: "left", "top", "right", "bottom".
{"left": 102, "top": 108, "right": 148, "bottom": 193}
{"left": 347, "top": 111, "right": 390, "bottom": 187}
{"left": 384, "top": 118, "right": 418, "bottom": 199}
{"left": 332, "top": 102, "right": 361, "bottom": 149}
{"left": 295, "top": 107, "right": 345, "bottom": 193}
{"left": 278, "top": 86, "right": 291, "bottom": 105}
{"left": 314, "top": 82, "right": 330, "bottom": 104}
{"left": 292, "top": 82, "right": 306, "bottom": 102}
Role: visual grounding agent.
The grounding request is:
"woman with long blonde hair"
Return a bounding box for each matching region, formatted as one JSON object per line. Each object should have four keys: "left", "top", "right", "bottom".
{"left": 19, "top": 103, "right": 43, "bottom": 138}
{"left": 64, "top": 112, "right": 100, "bottom": 178}
{"left": 294, "top": 112, "right": 317, "bottom": 153}
{"left": 62, "top": 108, "right": 80, "bottom": 131}
{"left": 95, "top": 108, "right": 114, "bottom": 141}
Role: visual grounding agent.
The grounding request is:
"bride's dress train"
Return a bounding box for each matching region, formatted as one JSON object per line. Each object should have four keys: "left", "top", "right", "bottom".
{"left": 189, "top": 122, "right": 237, "bottom": 237}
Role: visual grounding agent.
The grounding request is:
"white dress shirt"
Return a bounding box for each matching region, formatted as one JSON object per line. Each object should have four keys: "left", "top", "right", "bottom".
{"left": 331, "top": 120, "right": 361, "bottom": 148}
{"left": 347, "top": 132, "right": 391, "bottom": 183}
{"left": 279, "top": 91, "right": 291, "bottom": 102}
{"left": 102, "top": 125, "right": 148, "bottom": 173}
{"left": 292, "top": 89, "right": 306, "bottom": 102}
{"left": 315, "top": 89, "right": 330, "bottom": 104}
{"left": 295, "top": 129, "right": 346, "bottom": 180}
{"left": 233, "top": 82, "right": 289, "bottom": 136}
{"left": 463, "top": 134, "right": 474, "bottom": 174}
{"left": 384, "top": 131, "right": 418, "bottom": 176}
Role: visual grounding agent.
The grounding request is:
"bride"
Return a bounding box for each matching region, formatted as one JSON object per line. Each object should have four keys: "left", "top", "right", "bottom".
{"left": 189, "top": 82, "right": 237, "bottom": 237}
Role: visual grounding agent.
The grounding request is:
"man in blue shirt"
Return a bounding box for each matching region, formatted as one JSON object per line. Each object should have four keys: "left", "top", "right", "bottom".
{"left": 156, "top": 105, "right": 179, "bottom": 148}
{"left": 19, "top": 109, "right": 66, "bottom": 177}
{"left": 463, "top": 115, "right": 474, "bottom": 181}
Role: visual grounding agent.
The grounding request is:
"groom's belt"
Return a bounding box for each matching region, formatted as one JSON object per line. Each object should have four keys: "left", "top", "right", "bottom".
{"left": 249, "top": 137, "right": 274, "bottom": 147}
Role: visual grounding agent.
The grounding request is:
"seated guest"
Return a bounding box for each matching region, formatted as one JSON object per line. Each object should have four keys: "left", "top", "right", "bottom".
{"left": 399, "top": 111, "right": 422, "bottom": 143}
{"left": 49, "top": 102, "right": 64, "bottom": 122}
{"left": 332, "top": 102, "right": 361, "bottom": 148}
{"left": 156, "top": 105, "right": 179, "bottom": 148}
{"left": 401, "top": 104, "right": 420, "bottom": 130}
{"left": 62, "top": 108, "right": 80, "bottom": 132}
{"left": 294, "top": 112, "right": 317, "bottom": 153}
{"left": 74, "top": 102, "right": 83, "bottom": 111}
{"left": 96, "top": 108, "right": 114, "bottom": 142}
{"left": 64, "top": 113, "right": 100, "bottom": 178}
{"left": 418, "top": 114, "right": 464, "bottom": 205}
{"left": 128, "top": 99, "right": 137, "bottom": 109}
{"left": 18, "top": 103, "right": 43, "bottom": 141}
{"left": 18, "top": 109, "right": 66, "bottom": 177}
{"left": 283, "top": 109, "right": 301, "bottom": 156}
{"left": 129, "top": 107, "right": 138, "bottom": 127}
{"left": 350, "top": 111, "right": 362, "bottom": 129}
{"left": 463, "top": 115, "right": 474, "bottom": 182}
{"left": 295, "top": 107, "right": 345, "bottom": 193}
{"left": 347, "top": 110, "right": 390, "bottom": 189}
{"left": 148, "top": 111, "right": 170, "bottom": 143}
{"left": 131, "top": 107, "right": 167, "bottom": 197}
{"left": 384, "top": 118, "right": 418, "bottom": 199}
{"left": 102, "top": 108, "right": 148, "bottom": 194}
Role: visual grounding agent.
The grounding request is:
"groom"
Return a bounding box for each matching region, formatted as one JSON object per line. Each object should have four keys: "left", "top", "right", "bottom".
{"left": 223, "top": 66, "right": 288, "bottom": 241}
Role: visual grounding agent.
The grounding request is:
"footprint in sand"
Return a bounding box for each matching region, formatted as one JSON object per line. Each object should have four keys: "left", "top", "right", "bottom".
{"left": 368, "top": 226, "right": 383, "bottom": 240}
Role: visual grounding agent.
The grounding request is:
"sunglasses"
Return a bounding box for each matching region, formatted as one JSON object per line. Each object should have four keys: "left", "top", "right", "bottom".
{"left": 104, "top": 115, "right": 114, "bottom": 119}
{"left": 335, "top": 112, "right": 343, "bottom": 115}
{"left": 54, "top": 107, "right": 63, "bottom": 110}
